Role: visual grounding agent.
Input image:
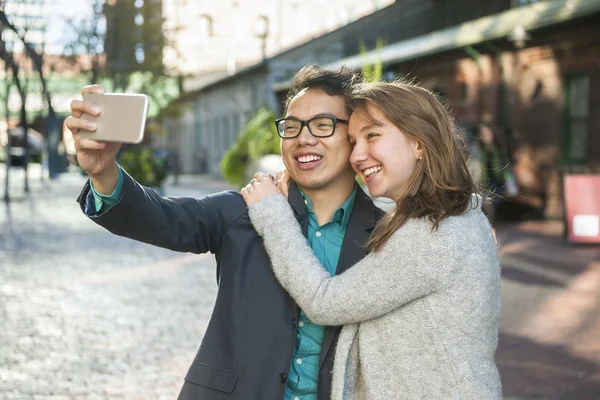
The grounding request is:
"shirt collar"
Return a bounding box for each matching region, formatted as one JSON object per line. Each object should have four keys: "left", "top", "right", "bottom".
{"left": 299, "top": 184, "right": 357, "bottom": 231}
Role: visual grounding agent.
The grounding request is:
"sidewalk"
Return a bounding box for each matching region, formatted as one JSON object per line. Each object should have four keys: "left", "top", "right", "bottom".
{"left": 495, "top": 220, "right": 600, "bottom": 400}
{"left": 3, "top": 166, "right": 598, "bottom": 399}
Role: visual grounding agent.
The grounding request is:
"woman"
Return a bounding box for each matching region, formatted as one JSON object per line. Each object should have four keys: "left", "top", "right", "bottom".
{"left": 241, "top": 82, "right": 502, "bottom": 399}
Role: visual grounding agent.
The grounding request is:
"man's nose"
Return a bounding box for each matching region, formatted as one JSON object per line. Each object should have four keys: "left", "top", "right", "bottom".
{"left": 297, "top": 125, "right": 318, "bottom": 145}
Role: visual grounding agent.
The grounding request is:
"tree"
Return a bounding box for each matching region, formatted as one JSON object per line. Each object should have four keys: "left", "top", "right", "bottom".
{"left": 139, "top": 0, "right": 165, "bottom": 75}
{"left": 103, "top": 0, "right": 138, "bottom": 92}
{"left": 0, "top": 0, "right": 50, "bottom": 189}
{"left": 103, "top": 0, "right": 166, "bottom": 92}
{"left": 63, "top": 0, "right": 105, "bottom": 84}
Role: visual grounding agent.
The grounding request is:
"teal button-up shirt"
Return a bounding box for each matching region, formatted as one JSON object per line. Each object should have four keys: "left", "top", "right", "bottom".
{"left": 285, "top": 188, "right": 356, "bottom": 400}
{"left": 89, "top": 168, "right": 357, "bottom": 399}
{"left": 90, "top": 165, "right": 124, "bottom": 212}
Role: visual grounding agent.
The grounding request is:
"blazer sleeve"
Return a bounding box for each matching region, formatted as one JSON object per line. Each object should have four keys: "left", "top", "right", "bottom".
{"left": 76, "top": 169, "right": 243, "bottom": 255}
{"left": 248, "top": 194, "right": 458, "bottom": 326}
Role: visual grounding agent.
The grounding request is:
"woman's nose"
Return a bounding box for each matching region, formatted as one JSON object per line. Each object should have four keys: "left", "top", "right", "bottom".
{"left": 350, "top": 143, "right": 367, "bottom": 165}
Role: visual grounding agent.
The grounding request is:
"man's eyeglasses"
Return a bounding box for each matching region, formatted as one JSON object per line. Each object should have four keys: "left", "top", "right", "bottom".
{"left": 275, "top": 116, "right": 348, "bottom": 139}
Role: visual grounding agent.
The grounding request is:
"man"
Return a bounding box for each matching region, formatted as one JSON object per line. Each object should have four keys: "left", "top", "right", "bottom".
{"left": 66, "top": 65, "right": 384, "bottom": 400}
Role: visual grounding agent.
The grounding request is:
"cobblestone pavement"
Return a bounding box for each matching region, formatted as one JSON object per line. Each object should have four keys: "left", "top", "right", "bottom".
{"left": 1, "top": 167, "right": 218, "bottom": 400}
{"left": 2, "top": 166, "right": 600, "bottom": 399}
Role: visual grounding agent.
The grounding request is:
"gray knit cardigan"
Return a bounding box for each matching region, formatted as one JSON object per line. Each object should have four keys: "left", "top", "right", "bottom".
{"left": 248, "top": 194, "right": 502, "bottom": 400}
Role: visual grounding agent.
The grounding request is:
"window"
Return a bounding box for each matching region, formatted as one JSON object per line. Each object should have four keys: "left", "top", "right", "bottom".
{"left": 562, "top": 75, "right": 590, "bottom": 165}
{"left": 198, "top": 14, "right": 213, "bottom": 37}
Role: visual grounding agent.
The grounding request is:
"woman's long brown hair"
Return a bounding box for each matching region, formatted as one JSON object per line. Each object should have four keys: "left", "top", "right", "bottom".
{"left": 349, "top": 82, "right": 478, "bottom": 252}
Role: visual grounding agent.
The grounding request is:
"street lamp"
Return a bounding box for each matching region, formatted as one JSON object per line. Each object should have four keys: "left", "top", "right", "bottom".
{"left": 508, "top": 24, "right": 531, "bottom": 48}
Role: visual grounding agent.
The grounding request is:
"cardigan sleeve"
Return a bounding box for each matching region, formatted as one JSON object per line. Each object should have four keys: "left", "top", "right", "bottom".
{"left": 248, "top": 194, "right": 458, "bottom": 326}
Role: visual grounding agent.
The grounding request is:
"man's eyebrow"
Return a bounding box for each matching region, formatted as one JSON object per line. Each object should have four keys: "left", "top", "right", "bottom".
{"left": 312, "top": 112, "right": 339, "bottom": 118}
{"left": 285, "top": 112, "right": 341, "bottom": 119}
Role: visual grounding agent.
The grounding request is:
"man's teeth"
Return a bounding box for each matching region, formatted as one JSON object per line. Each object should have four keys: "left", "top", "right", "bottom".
{"left": 298, "top": 155, "right": 323, "bottom": 163}
{"left": 364, "top": 166, "right": 382, "bottom": 177}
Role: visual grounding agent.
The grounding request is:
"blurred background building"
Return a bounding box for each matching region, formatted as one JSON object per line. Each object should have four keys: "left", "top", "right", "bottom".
{"left": 162, "top": 0, "right": 394, "bottom": 89}
{"left": 1, "top": 0, "right": 599, "bottom": 221}
{"left": 159, "top": 0, "right": 600, "bottom": 221}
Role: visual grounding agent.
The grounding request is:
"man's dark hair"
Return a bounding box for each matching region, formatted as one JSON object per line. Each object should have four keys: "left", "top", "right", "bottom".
{"left": 284, "top": 64, "right": 362, "bottom": 115}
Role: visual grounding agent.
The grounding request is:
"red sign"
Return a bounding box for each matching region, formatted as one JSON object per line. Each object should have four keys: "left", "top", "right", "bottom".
{"left": 564, "top": 174, "right": 600, "bottom": 244}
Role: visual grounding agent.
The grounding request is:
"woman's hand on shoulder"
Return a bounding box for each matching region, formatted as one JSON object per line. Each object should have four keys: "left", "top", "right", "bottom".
{"left": 274, "top": 168, "right": 290, "bottom": 198}
{"left": 241, "top": 172, "right": 281, "bottom": 206}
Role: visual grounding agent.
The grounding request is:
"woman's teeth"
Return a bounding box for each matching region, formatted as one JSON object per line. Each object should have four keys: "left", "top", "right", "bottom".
{"left": 364, "top": 166, "right": 382, "bottom": 177}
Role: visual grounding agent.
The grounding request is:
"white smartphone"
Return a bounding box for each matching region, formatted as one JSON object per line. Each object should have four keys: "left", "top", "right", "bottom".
{"left": 78, "top": 93, "right": 149, "bottom": 144}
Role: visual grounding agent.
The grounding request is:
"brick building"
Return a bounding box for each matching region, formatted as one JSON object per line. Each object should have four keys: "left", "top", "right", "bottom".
{"left": 327, "top": 0, "right": 600, "bottom": 218}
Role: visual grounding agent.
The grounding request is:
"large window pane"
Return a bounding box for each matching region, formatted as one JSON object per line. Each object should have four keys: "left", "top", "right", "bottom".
{"left": 569, "top": 121, "right": 588, "bottom": 161}
{"left": 569, "top": 76, "right": 590, "bottom": 118}
{"left": 563, "top": 75, "right": 590, "bottom": 165}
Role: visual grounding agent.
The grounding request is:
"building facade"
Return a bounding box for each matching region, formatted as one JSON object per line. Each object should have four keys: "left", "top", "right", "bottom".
{"left": 162, "top": 0, "right": 393, "bottom": 81}
{"left": 162, "top": 0, "right": 600, "bottom": 219}
{"left": 327, "top": 0, "right": 600, "bottom": 218}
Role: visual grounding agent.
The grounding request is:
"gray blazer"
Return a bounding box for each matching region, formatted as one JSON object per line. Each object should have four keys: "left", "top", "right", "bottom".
{"left": 77, "top": 170, "right": 384, "bottom": 400}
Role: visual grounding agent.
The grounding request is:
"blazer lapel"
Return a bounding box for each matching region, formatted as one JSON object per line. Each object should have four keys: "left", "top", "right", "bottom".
{"left": 288, "top": 182, "right": 309, "bottom": 236}
{"left": 319, "top": 185, "right": 380, "bottom": 368}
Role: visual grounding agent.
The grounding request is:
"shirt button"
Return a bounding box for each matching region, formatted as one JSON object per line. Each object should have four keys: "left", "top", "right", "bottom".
{"left": 298, "top": 321, "right": 305, "bottom": 328}
{"left": 294, "top": 397, "right": 300, "bottom": 400}
{"left": 315, "top": 231, "right": 322, "bottom": 237}
{"left": 296, "top": 358, "right": 303, "bottom": 365}
{"left": 304, "top": 200, "right": 308, "bottom": 205}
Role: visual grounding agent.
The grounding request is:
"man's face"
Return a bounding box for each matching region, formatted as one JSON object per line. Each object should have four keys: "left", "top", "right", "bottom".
{"left": 281, "top": 88, "right": 355, "bottom": 192}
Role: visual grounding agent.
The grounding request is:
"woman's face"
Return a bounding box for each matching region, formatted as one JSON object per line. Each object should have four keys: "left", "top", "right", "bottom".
{"left": 348, "top": 104, "right": 421, "bottom": 201}
{"left": 479, "top": 125, "right": 495, "bottom": 145}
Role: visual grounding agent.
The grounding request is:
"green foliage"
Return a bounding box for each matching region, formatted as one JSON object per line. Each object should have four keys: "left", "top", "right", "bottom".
{"left": 221, "top": 108, "right": 281, "bottom": 187}
{"left": 129, "top": 72, "right": 182, "bottom": 117}
{"left": 359, "top": 37, "right": 385, "bottom": 83}
{"left": 103, "top": 0, "right": 166, "bottom": 92}
{"left": 119, "top": 147, "right": 168, "bottom": 189}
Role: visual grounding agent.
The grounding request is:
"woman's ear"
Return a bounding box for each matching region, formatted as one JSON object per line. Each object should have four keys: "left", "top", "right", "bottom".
{"left": 414, "top": 141, "right": 423, "bottom": 160}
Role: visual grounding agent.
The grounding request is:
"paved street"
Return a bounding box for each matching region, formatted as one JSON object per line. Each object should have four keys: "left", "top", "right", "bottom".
{"left": 1, "top": 167, "right": 221, "bottom": 400}
{"left": 1, "top": 165, "right": 600, "bottom": 399}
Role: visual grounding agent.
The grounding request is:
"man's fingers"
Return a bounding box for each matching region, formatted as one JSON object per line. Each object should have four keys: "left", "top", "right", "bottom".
{"left": 76, "top": 137, "right": 106, "bottom": 151}
{"left": 82, "top": 84, "right": 106, "bottom": 96}
{"left": 71, "top": 99, "right": 101, "bottom": 117}
{"left": 65, "top": 116, "right": 97, "bottom": 134}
